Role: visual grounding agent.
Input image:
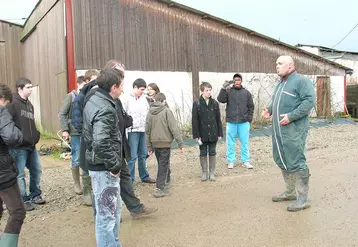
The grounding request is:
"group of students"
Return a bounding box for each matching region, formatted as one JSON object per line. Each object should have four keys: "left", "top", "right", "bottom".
{"left": 0, "top": 55, "right": 315, "bottom": 247}
{"left": 56, "top": 59, "right": 256, "bottom": 246}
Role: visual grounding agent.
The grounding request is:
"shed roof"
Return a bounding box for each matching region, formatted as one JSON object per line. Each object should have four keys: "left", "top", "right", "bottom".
{"left": 156, "top": 0, "right": 352, "bottom": 72}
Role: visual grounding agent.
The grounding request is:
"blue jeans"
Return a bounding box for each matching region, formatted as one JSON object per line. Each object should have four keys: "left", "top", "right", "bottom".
{"left": 70, "top": 135, "right": 88, "bottom": 176}
{"left": 127, "top": 132, "right": 150, "bottom": 182}
{"left": 226, "top": 122, "right": 250, "bottom": 163}
{"left": 90, "top": 170, "right": 122, "bottom": 247}
{"left": 11, "top": 148, "right": 42, "bottom": 202}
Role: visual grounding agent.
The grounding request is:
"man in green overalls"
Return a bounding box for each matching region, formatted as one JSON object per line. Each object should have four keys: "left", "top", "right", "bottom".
{"left": 263, "top": 55, "right": 316, "bottom": 212}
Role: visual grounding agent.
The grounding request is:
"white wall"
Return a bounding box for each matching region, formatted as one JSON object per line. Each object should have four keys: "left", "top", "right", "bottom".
{"left": 306, "top": 75, "right": 345, "bottom": 114}
{"left": 28, "top": 85, "right": 43, "bottom": 132}
{"left": 76, "top": 70, "right": 193, "bottom": 125}
{"left": 76, "top": 69, "right": 345, "bottom": 124}
{"left": 199, "top": 72, "right": 279, "bottom": 120}
{"left": 332, "top": 58, "right": 358, "bottom": 84}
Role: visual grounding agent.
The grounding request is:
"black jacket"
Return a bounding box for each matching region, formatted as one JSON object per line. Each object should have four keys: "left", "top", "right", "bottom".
{"left": 192, "top": 96, "right": 223, "bottom": 143}
{"left": 82, "top": 88, "right": 122, "bottom": 174}
{"left": 7, "top": 93, "right": 40, "bottom": 149}
{"left": 116, "top": 99, "right": 132, "bottom": 161}
{"left": 217, "top": 86, "right": 254, "bottom": 123}
{"left": 0, "top": 106, "right": 23, "bottom": 190}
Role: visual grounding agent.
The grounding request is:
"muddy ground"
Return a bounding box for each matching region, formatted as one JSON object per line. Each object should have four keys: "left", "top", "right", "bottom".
{"left": 1, "top": 122, "right": 358, "bottom": 247}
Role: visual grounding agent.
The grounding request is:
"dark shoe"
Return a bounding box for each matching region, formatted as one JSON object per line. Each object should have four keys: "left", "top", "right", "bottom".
{"left": 32, "top": 195, "right": 46, "bottom": 205}
{"left": 142, "top": 177, "right": 156, "bottom": 184}
{"left": 24, "top": 201, "right": 35, "bottom": 211}
{"left": 153, "top": 188, "right": 170, "bottom": 198}
{"left": 130, "top": 205, "right": 158, "bottom": 220}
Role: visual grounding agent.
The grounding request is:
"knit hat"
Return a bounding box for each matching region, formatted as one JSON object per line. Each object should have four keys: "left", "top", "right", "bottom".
{"left": 233, "top": 73, "right": 242, "bottom": 80}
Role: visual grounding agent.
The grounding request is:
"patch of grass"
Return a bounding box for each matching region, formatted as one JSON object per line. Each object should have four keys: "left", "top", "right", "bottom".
{"left": 51, "top": 150, "right": 61, "bottom": 159}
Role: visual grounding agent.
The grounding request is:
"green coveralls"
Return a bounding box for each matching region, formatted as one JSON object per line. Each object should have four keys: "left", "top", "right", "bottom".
{"left": 268, "top": 72, "right": 316, "bottom": 172}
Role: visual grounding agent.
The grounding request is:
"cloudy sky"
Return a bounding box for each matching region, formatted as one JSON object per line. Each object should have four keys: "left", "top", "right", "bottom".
{"left": 1, "top": 0, "right": 357, "bottom": 51}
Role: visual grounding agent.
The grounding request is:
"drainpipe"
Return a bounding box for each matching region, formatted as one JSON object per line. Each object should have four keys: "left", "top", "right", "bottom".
{"left": 65, "top": 0, "right": 76, "bottom": 93}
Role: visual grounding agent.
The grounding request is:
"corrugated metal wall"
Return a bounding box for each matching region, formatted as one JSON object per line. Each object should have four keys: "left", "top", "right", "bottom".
{"left": 22, "top": 0, "right": 67, "bottom": 133}
{"left": 0, "top": 21, "right": 23, "bottom": 89}
{"left": 72, "top": 0, "right": 347, "bottom": 77}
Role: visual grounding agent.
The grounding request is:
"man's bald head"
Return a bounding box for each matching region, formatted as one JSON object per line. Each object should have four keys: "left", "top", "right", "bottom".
{"left": 276, "top": 55, "right": 295, "bottom": 78}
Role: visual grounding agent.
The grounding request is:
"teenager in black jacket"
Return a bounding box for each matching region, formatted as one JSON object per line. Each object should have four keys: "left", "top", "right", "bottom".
{"left": 7, "top": 77, "right": 46, "bottom": 212}
{"left": 192, "top": 82, "right": 223, "bottom": 181}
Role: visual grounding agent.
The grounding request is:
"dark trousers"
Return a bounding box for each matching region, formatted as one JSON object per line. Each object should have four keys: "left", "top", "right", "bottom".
{"left": 79, "top": 136, "right": 89, "bottom": 173}
{"left": 81, "top": 134, "right": 143, "bottom": 214}
{"left": 120, "top": 160, "right": 143, "bottom": 213}
{"left": 199, "top": 141, "right": 217, "bottom": 157}
{"left": 155, "top": 148, "right": 171, "bottom": 190}
{"left": 0, "top": 183, "right": 26, "bottom": 234}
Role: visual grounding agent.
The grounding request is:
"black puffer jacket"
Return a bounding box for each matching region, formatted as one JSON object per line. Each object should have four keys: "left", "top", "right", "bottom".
{"left": 217, "top": 86, "right": 254, "bottom": 123}
{"left": 82, "top": 88, "right": 122, "bottom": 174}
{"left": 0, "top": 106, "right": 23, "bottom": 190}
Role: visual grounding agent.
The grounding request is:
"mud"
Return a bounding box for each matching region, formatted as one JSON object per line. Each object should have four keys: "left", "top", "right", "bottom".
{"left": 1, "top": 123, "right": 357, "bottom": 247}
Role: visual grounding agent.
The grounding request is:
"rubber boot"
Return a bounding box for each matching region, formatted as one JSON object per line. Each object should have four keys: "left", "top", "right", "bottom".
{"left": 71, "top": 167, "right": 83, "bottom": 195}
{"left": 82, "top": 175, "right": 93, "bottom": 206}
{"left": 0, "top": 233, "right": 19, "bottom": 247}
{"left": 209, "top": 155, "right": 216, "bottom": 181}
{"left": 272, "top": 169, "right": 297, "bottom": 202}
{"left": 199, "top": 156, "right": 208, "bottom": 181}
{"left": 287, "top": 169, "right": 311, "bottom": 212}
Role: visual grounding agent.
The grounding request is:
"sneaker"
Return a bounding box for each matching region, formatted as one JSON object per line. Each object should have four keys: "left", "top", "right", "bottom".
{"left": 24, "top": 201, "right": 35, "bottom": 211}
{"left": 153, "top": 188, "right": 170, "bottom": 198}
{"left": 32, "top": 195, "right": 46, "bottom": 205}
{"left": 242, "top": 162, "right": 253, "bottom": 169}
{"left": 228, "top": 163, "right": 234, "bottom": 169}
{"left": 130, "top": 205, "right": 158, "bottom": 220}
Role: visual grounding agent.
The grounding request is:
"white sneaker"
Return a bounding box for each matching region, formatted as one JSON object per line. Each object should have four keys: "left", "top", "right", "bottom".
{"left": 228, "top": 163, "right": 234, "bottom": 169}
{"left": 242, "top": 162, "right": 253, "bottom": 169}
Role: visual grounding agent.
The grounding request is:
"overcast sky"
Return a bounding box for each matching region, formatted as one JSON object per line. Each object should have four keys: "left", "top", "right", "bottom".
{"left": 1, "top": 0, "right": 357, "bottom": 52}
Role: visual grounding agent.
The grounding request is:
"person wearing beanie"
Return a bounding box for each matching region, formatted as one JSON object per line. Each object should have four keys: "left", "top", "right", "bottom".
{"left": 217, "top": 73, "right": 254, "bottom": 170}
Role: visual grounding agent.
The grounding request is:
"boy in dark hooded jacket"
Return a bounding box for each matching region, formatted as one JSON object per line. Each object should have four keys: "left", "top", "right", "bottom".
{"left": 145, "top": 93, "right": 183, "bottom": 198}
{"left": 0, "top": 83, "right": 26, "bottom": 247}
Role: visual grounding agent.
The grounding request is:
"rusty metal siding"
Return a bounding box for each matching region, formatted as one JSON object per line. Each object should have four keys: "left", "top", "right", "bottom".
{"left": 22, "top": 0, "right": 67, "bottom": 133}
{"left": 72, "top": 0, "right": 347, "bottom": 76}
{"left": 72, "top": 0, "right": 347, "bottom": 77}
{"left": 0, "top": 22, "right": 23, "bottom": 89}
